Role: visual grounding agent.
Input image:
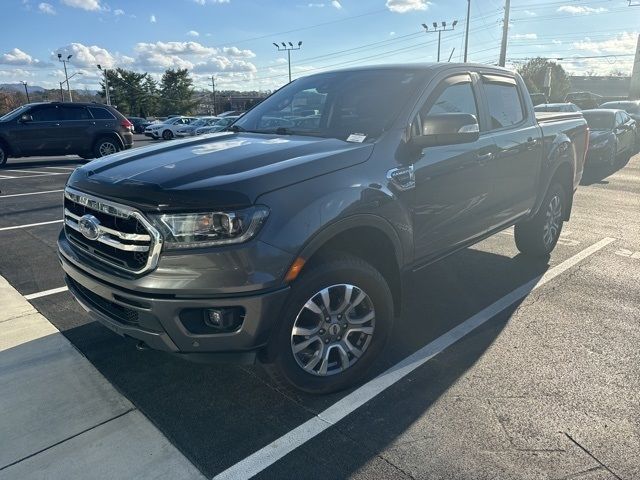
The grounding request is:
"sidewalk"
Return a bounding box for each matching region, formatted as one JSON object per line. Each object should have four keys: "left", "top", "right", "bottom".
{"left": 0, "top": 275, "right": 205, "bottom": 480}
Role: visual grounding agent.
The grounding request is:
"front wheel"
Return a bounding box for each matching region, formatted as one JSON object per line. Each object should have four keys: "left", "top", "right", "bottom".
{"left": 0, "top": 143, "right": 7, "bottom": 167}
{"left": 264, "top": 254, "right": 393, "bottom": 394}
{"left": 162, "top": 129, "right": 174, "bottom": 140}
{"left": 514, "top": 183, "right": 566, "bottom": 257}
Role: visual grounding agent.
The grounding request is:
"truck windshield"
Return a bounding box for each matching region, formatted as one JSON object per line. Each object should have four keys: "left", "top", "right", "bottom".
{"left": 232, "top": 69, "right": 428, "bottom": 141}
{"left": 582, "top": 112, "right": 614, "bottom": 130}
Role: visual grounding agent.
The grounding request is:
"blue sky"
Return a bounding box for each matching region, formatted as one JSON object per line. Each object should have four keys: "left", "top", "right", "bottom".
{"left": 1, "top": 0, "right": 638, "bottom": 92}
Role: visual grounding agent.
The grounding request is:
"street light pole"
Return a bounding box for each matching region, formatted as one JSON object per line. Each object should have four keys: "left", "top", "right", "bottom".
{"left": 422, "top": 21, "right": 458, "bottom": 62}
{"left": 464, "top": 0, "right": 471, "bottom": 62}
{"left": 59, "top": 82, "right": 64, "bottom": 102}
{"left": 97, "top": 65, "right": 111, "bottom": 105}
{"left": 57, "top": 53, "right": 73, "bottom": 102}
{"left": 211, "top": 76, "right": 217, "bottom": 115}
{"left": 272, "top": 41, "right": 303, "bottom": 83}
{"left": 22, "top": 81, "right": 30, "bottom": 103}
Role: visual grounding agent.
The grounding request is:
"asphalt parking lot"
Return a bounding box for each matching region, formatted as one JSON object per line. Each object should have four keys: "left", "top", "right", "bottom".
{"left": 1, "top": 134, "right": 638, "bottom": 479}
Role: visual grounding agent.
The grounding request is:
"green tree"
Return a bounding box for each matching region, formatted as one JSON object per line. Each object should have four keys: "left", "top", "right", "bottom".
{"left": 517, "top": 57, "right": 571, "bottom": 102}
{"left": 159, "top": 68, "right": 196, "bottom": 116}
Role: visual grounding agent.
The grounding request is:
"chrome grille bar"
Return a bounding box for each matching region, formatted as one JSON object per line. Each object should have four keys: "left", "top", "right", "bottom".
{"left": 64, "top": 217, "right": 150, "bottom": 252}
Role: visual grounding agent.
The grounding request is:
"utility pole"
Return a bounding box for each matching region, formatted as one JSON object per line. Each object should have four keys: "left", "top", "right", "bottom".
{"left": 630, "top": 34, "right": 640, "bottom": 99}
{"left": 22, "top": 81, "right": 30, "bottom": 103}
{"left": 57, "top": 53, "right": 73, "bottom": 102}
{"left": 498, "top": 0, "right": 511, "bottom": 67}
{"left": 97, "top": 65, "right": 111, "bottom": 105}
{"left": 59, "top": 82, "right": 64, "bottom": 102}
{"left": 464, "top": 0, "right": 471, "bottom": 62}
{"left": 272, "top": 41, "right": 303, "bottom": 83}
{"left": 421, "top": 21, "right": 458, "bottom": 62}
{"left": 211, "top": 76, "right": 217, "bottom": 115}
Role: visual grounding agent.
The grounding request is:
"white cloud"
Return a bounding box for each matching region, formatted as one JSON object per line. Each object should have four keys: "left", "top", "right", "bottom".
{"left": 150, "top": 14, "right": 156, "bottom": 22}
{"left": 222, "top": 46, "right": 256, "bottom": 58}
{"left": 557, "top": 6, "right": 607, "bottom": 15}
{"left": 331, "top": 0, "right": 342, "bottom": 8}
{"left": 60, "top": 0, "right": 102, "bottom": 11}
{"left": 572, "top": 31, "right": 638, "bottom": 54}
{"left": 187, "top": 30, "right": 200, "bottom": 37}
{"left": 192, "top": 0, "right": 230, "bottom": 4}
{"left": 51, "top": 43, "right": 124, "bottom": 69}
{"left": 523, "top": 10, "right": 536, "bottom": 16}
{"left": 38, "top": 2, "right": 55, "bottom": 14}
{"left": 1, "top": 48, "right": 51, "bottom": 68}
{"left": 511, "top": 33, "right": 537, "bottom": 40}
{"left": 308, "top": 2, "right": 325, "bottom": 7}
{"left": 552, "top": 39, "right": 563, "bottom": 45}
{"left": 389, "top": 31, "right": 396, "bottom": 36}
{"left": 385, "top": 0, "right": 432, "bottom": 13}
{"left": 114, "top": 8, "right": 124, "bottom": 15}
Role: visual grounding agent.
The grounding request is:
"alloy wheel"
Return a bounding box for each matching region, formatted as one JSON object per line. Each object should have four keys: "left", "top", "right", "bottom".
{"left": 98, "top": 141, "right": 117, "bottom": 157}
{"left": 542, "top": 194, "right": 562, "bottom": 247}
{"left": 290, "top": 284, "right": 375, "bottom": 376}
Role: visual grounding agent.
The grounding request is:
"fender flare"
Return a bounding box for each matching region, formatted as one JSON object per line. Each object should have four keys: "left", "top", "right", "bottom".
{"left": 532, "top": 139, "right": 575, "bottom": 219}
{"left": 295, "top": 213, "right": 404, "bottom": 270}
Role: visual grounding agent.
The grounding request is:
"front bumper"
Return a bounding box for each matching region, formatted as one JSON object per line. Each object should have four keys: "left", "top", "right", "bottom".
{"left": 145, "top": 130, "right": 161, "bottom": 138}
{"left": 586, "top": 145, "right": 613, "bottom": 165}
{"left": 58, "top": 233, "right": 291, "bottom": 362}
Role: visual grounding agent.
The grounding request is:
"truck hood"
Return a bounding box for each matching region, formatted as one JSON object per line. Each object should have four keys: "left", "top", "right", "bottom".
{"left": 67, "top": 132, "right": 374, "bottom": 211}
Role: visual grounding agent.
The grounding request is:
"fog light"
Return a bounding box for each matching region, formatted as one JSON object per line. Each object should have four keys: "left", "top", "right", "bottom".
{"left": 204, "top": 307, "right": 243, "bottom": 331}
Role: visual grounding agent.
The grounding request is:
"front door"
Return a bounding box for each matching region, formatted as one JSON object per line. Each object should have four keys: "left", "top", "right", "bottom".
{"left": 12, "top": 105, "right": 65, "bottom": 155}
{"left": 404, "top": 74, "right": 497, "bottom": 261}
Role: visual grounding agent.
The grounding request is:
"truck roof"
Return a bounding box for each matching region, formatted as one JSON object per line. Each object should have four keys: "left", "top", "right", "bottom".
{"left": 307, "top": 62, "right": 516, "bottom": 75}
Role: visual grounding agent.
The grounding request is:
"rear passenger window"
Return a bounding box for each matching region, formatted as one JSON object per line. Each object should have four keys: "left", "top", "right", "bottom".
{"left": 484, "top": 81, "right": 525, "bottom": 129}
{"left": 89, "top": 107, "right": 115, "bottom": 120}
{"left": 63, "top": 106, "right": 91, "bottom": 120}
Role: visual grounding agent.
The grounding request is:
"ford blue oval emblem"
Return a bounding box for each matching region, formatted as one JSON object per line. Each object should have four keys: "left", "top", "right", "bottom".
{"left": 78, "top": 214, "right": 101, "bottom": 241}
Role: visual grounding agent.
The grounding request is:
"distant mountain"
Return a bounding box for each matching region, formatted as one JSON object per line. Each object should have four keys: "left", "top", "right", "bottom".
{"left": 0, "top": 83, "right": 46, "bottom": 93}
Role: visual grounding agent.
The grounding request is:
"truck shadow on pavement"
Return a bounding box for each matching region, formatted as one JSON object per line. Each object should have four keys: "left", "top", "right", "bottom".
{"left": 580, "top": 154, "right": 632, "bottom": 186}
{"left": 55, "top": 247, "right": 550, "bottom": 478}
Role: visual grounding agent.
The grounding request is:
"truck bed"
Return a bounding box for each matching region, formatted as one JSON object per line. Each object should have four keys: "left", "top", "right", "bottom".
{"left": 535, "top": 111, "right": 584, "bottom": 123}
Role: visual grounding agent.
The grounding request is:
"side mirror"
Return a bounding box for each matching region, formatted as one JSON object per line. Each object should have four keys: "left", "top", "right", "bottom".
{"left": 412, "top": 113, "right": 479, "bottom": 148}
{"left": 19, "top": 113, "right": 33, "bottom": 123}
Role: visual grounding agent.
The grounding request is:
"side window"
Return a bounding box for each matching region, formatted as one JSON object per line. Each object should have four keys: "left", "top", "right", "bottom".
{"left": 88, "top": 107, "right": 115, "bottom": 120}
{"left": 614, "top": 112, "right": 623, "bottom": 126}
{"left": 62, "top": 106, "right": 91, "bottom": 120}
{"left": 31, "top": 106, "right": 63, "bottom": 122}
{"left": 413, "top": 77, "right": 478, "bottom": 137}
{"left": 483, "top": 81, "right": 525, "bottom": 129}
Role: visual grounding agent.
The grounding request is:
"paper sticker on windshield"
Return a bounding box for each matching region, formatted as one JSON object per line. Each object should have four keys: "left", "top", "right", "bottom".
{"left": 346, "top": 133, "right": 366, "bottom": 143}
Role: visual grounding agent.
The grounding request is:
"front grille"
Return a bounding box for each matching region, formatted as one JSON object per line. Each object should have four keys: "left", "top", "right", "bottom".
{"left": 70, "top": 278, "right": 140, "bottom": 327}
{"left": 63, "top": 188, "right": 161, "bottom": 274}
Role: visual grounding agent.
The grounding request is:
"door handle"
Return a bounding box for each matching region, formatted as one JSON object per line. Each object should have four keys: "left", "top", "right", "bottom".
{"left": 476, "top": 152, "right": 494, "bottom": 162}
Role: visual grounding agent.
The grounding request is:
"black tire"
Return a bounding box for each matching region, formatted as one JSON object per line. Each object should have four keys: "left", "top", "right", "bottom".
{"left": 0, "top": 143, "right": 7, "bottom": 167}
{"left": 514, "top": 182, "right": 566, "bottom": 257}
{"left": 93, "top": 137, "right": 120, "bottom": 158}
{"left": 162, "top": 129, "right": 174, "bottom": 140}
{"left": 263, "top": 254, "right": 394, "bottom": 394}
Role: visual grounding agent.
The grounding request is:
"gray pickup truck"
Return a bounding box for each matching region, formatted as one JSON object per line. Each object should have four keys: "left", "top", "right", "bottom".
{"left": 58, "top": 64, "right": 588, "bottom": 393}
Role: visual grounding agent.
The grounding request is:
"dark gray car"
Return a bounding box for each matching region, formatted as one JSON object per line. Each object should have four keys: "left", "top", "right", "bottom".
{"left": 0, "top": 102, "right": 134, "bottom": 166}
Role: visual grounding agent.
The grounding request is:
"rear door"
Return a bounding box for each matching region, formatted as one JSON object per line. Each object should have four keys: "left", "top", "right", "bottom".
{"left": 406, "top": 72, "right": 498, "bottom": 261}
{"left": 13, "top": 105, "right": 65, "bottom": 155}
{"left": 59, "top": 105, "right": 94, "bottom": 154}
{"left": 477, "top": 73, "right": 541, "bottom": 226}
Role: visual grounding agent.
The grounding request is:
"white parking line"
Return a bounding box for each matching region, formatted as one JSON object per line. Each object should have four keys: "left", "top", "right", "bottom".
{"left": 5, "top": 169, "right": 66, "bottom": 175}
{"left": 41, "top": 166, "right": 78, "bottom": 171}
{"left": 0, "top": 173, "right": 67, "bottom": 180}
{"left": 25, "top": 286, "right": 68, "bottom": 300}
{"left": 214, "top": 237, "right": 616, "bottom": 480}
{"left": 0, "top": 175, "right": 16, "bottom": 179}
{"left": 1, "top": 189, "right": 64, "bottom": 198}
{"left": 0, "top": 220, "right": 63, "bottom": 232}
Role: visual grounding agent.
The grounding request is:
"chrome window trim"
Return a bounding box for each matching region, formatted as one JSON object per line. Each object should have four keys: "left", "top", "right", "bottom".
{"left": 64, "top": 187, "right": 163, "bottom": 275}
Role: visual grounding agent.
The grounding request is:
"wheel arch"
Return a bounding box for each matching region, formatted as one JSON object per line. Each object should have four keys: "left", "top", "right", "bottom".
{"left": 292, "top": 215, "right": 404, "bottom": 318}
{"left": 93, "top": 132, "right": 124, "bottom": 150}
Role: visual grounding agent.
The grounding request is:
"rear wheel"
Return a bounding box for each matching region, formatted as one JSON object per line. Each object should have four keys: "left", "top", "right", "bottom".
{"left": 515, "top": 183, "right": 566, "bottom": 257}
{"left": 93, "top": 137, "right": 120, "bottom": 158}
{"left": 0, "top": 143, "right": 7, "bottom": 167}
{"left": 162, "top": 129, "right": 174, "bottom": 140}
{"left": 264, "top": 254, "right": 393, "bottom": 394}
{"left": 607, "top": 143, "right": 617, "bottom": 167}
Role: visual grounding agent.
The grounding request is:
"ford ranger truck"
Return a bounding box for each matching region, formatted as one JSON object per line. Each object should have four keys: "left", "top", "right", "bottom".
{"left": 58, "top": 64, "right": 589, "bottom": 394}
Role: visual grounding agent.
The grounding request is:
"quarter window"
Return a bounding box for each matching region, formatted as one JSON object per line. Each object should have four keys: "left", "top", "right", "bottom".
{"left": 89, "top": 107, "right": 115, "bottom": 120}
{"left": 484, "top": 81, "right": 525, "bottom": 129}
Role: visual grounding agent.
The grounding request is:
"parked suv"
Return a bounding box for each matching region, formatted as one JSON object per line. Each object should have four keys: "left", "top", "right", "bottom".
{"left": 0, "top": 102, "right": 133, "bottom": 166}
{"left": 59, "top": 64, "right": 587, "bottom": 394}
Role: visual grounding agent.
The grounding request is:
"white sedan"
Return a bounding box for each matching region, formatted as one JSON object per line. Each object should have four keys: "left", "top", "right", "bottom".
{"left": 144, "top": 117, "right": 198, "bottom": 140}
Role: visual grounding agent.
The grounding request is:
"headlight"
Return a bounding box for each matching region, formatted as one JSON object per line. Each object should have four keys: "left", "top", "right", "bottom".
{"left": 149, "top": 206, "right": 269, "bottom": 249}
